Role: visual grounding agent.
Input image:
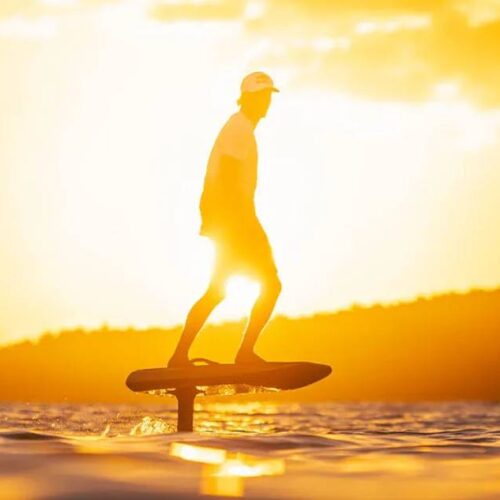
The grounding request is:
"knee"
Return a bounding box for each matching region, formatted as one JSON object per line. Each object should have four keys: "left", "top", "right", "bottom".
{"left": 262, "top": 275, "right": 282, "bottom": 298}
{"left": 205, "top": 284, "right": 226, "bottom": 304}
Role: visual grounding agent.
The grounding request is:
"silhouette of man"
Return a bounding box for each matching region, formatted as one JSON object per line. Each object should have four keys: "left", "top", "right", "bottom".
{"left": 168, "top": 71, "right": 282, "bottom": 367}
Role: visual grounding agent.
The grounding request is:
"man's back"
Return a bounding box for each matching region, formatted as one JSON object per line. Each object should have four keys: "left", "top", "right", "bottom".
{"left": 199, "top": 110, "right": 258, "bottom": 238}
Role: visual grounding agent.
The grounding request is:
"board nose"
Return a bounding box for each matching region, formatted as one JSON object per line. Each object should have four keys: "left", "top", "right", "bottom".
{"left": 312, "top": 363, "right": 332, "bottom": 382}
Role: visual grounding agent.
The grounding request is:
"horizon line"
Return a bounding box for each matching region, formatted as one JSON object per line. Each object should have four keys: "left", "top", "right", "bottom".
{"left": 2, "top": 284, "right": 498, "bottom": 349}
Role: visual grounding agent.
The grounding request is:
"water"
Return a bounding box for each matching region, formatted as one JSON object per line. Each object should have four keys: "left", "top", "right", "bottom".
{"left": 0, "top": 402, "right": 499, "bottom": 499}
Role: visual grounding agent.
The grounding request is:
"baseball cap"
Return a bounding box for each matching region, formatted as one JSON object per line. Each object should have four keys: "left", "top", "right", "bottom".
{"left": 240, "top": 71, "right": 280, "bottom": 93}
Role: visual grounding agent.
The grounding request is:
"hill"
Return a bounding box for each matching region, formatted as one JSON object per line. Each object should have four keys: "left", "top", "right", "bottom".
{"left": 0, "top": 289, "right": 498, "bottom": 403}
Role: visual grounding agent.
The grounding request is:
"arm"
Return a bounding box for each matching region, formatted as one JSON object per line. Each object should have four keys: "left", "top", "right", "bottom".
{"left": 217, "top": 154, "right": 252, "bottom": 207}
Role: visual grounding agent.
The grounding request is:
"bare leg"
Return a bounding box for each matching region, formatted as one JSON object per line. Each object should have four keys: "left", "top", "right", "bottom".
{"left": 168, "top": 284, "right": 225, "bottom": 367}
{"left": 235, "top": 275, "right": 282, "bottom": 363}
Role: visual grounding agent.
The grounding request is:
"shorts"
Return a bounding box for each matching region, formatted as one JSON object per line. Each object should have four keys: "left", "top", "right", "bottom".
{"left": 208, "top": 217, "right": 279, "bottom": 285}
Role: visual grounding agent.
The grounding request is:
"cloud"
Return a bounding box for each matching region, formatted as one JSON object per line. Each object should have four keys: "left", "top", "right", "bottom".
{"left": 1, "top": 0, "right": 498, "bottom": 106}
{"left": 145, "top": 1, "right": 500, "bottom": 107}
{"left": 427, "top": 12, "right": 500, "bottom": 107}
{"left": 240, "top": 4, "right": 500, "bottom": 107}
{"left": 0, "top": 1, "right": 37, "bottom": 18}
{"left": 150, "top": 0, "right": 245, "bottom": 23}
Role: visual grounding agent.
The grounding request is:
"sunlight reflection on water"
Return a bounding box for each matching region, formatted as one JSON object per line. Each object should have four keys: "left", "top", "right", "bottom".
{"left": 0, "top": 402, "right": 498, "bottom": 499}
{"left": 170, "top": 442, "right": 285, "bottom": 497}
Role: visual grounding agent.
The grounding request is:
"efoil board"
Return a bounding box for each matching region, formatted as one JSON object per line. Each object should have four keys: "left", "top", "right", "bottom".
{"left": 126, "top": 362, "right": 332, "bottom": 396}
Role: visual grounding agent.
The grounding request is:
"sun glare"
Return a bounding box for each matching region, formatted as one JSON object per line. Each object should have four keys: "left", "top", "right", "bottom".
{"left": 212, "top": 276, "right": 261, "bottom": 320}
{"left": 1, "top": 0, "right": 500, "bottom": 344}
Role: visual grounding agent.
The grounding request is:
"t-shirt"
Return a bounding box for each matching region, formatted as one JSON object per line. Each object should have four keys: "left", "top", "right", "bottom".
{"left": 199, "top": 110, "right": 258, "bottom": 238}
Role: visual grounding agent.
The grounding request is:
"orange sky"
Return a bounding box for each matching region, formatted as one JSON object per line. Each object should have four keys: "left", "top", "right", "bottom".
{"left": 1, "top": 0, "right": 500, "bottom": 343}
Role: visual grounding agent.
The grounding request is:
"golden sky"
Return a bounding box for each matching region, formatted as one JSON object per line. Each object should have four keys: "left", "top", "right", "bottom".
{"left": 1, "top": 0, "right": 500, "bottom": 343}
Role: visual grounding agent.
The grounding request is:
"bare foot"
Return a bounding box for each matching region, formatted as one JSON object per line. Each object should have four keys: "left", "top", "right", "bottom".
{"left": 167, "top": 353, "right": 190, "bottom": 368}
{"left": 234, "top": 351, "right": 268, "bottom": 365}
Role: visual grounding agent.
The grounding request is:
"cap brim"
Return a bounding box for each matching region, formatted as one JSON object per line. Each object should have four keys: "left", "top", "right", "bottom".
{"left": 241, "top": 86, "right": 280, "bottom": 94}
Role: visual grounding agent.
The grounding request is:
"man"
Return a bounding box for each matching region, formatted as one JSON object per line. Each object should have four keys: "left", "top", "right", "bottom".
{"left": 167, "top": 71, "right": 282, "bottom": 367}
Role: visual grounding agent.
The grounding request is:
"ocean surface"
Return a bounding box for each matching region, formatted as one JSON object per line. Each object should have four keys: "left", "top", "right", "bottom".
{"left": 0, "top": 401, "right": 498, "bottom": 499}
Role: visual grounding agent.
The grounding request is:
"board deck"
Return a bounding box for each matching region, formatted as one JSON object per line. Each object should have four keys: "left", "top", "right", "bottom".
{"left": 126, "top": 361, "right": 332, "bottom": 396}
